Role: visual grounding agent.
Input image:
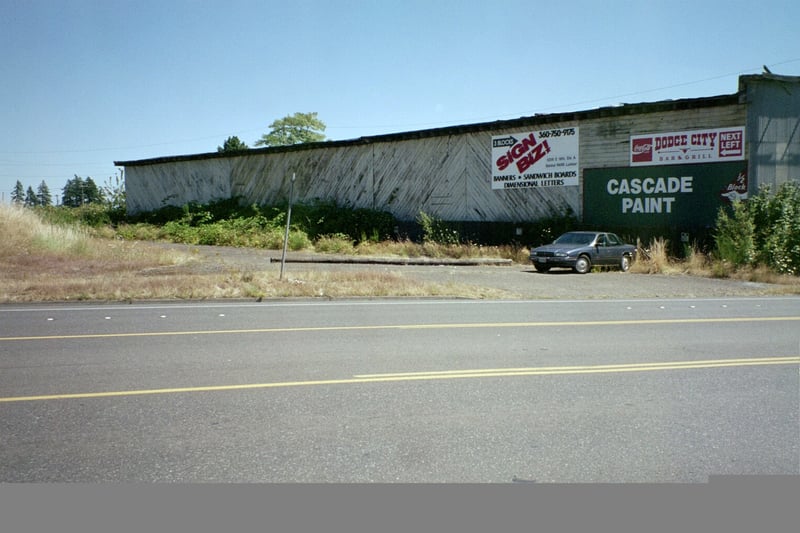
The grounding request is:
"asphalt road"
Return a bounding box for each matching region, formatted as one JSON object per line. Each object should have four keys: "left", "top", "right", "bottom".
{"left": 1, "top": 297, "right": 798, "bottom": 482}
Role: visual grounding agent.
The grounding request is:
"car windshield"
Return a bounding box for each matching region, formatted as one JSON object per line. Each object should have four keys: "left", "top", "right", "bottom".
{"left": 553, "top": 233, "right": 595, "bottom": 245}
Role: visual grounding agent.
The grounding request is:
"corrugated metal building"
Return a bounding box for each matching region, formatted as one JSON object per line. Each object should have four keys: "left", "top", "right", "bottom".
{"left": 116, "top": 73, "right": 799, "bottom": 239}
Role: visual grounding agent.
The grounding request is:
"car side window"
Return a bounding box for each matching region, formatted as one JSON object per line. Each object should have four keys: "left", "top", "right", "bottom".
{"left": 607, "top": 234, "right": 621, "bottom": 246}
{"left": 596, "top": 235, "right": 606, "bottom": 246}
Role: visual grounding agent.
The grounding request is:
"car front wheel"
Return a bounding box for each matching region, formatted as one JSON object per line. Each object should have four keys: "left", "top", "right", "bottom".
{"left": 574, "top": 255, "right": 592, "bottom": 274}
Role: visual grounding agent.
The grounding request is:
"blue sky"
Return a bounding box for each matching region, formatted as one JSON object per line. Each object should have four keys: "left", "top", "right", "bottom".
{"left": 2, "top": 0, "right": 799, "bottom": 202}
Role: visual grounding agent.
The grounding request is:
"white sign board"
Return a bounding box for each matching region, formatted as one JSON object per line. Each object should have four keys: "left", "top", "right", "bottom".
{"left": 630, "top": 126, "right": 745, "bottom": 166}
{"left": 491, "top": 128, "right": 579, "bottom": 190}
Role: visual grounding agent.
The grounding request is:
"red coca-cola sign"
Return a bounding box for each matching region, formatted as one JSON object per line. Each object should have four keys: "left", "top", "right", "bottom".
{"left": 631, "top": 137, "right": 653, "bottom": 163}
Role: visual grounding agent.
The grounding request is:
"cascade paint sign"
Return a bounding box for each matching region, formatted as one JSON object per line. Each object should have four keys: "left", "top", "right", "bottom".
{"left": 630, "top": 126, "right": 745, "bottom": 166}
{"left": 584, "top": 161, "right": 748, "bottom": 228}
{"left": 491, "top": 128, "right": 579, "bottom": 189}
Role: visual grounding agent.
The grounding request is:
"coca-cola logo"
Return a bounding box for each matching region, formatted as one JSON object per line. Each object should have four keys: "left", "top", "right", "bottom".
{"left": 631, "top": 138, "right": 653, "bottom": 163}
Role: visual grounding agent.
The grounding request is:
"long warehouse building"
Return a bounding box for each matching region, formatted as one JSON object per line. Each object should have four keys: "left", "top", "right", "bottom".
{"left": 116, "top": 73, "right": 799, "bottom": 243}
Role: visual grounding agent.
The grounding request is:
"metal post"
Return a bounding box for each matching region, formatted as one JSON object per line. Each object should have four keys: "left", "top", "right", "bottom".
{"left": 279, "top": 173, "right": 296, "bottom": 280}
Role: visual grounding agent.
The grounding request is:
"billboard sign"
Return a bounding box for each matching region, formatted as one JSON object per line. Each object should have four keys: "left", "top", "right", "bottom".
{"left": 491, "top": 128, "right": 579, "bottom": 189}
{"left": 630, "top": 126, "right": 745, "bottom": 166}
{"left": 584, "top": 161, "right": 748, "bottom": 228}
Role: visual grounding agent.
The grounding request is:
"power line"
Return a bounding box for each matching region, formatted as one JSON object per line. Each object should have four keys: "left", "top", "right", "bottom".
{"left": 2, "top": 58, "right": 798, "bottom": 158}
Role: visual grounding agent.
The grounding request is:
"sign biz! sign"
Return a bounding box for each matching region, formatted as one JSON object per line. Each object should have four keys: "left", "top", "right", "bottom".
{"left": 630, "top": 126, "right": 745, "bottom": 166}
{"left": 491, "top": 128, "right": 579, "bottom": 190}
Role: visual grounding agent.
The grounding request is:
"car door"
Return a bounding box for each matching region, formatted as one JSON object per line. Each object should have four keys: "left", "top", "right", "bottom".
{"left": 595, "top": 233, "right": 616, "bottom": 266}
{"left": 602, "top": 233, "right": 626, "bottom": 266}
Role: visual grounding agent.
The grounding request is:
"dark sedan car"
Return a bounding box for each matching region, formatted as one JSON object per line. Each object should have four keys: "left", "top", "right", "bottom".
{"left": 530, "top": 231, "right": 636, "bottom": 274}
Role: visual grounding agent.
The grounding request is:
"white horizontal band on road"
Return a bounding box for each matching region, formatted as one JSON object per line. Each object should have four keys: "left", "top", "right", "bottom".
{"left": 1, "top": 356, "right": 797, "bottom": 403}
{"left": 2, "top": 315, "right": 800, "bottom": 342}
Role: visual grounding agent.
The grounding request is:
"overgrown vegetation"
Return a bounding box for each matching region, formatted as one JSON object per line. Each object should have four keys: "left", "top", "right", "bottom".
{"left": 0, "top": 203, "right": 504, "bottom": 302}
{"left": 7, "top": 178, "right": 800, "bottom": 293}
{"left": 120, "top": 198, "right": 396, "bottom": 251}
{"left": 115, "top": 201, "right": 572, "bottom": 262}
{"left": 714, "top": 182, "right": 800, "bottom": 275}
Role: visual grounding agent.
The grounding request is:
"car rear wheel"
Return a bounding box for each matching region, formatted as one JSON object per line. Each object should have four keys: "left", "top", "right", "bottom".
{"left": 620, "top": 254, "right": 631, "bottom": 272}
{"left": 574, "top": 255, "right": 592, "bottom": 274}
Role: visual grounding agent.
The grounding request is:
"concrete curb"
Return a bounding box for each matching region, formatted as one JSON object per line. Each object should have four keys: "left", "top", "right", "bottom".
{"left": 274, "top": 254, "right": 513, "bottom": 266}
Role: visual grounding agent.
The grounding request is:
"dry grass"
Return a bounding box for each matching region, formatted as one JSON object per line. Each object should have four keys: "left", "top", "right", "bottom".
{"left": 3, "top": 205, "right": 798, "bottom": 301}
{"left": 629, "top": 236, "right": 800, "bottom": 293}
{"left": 0, "top": 204, "right": 503, "bottom": 302}
{"left": 354, "top": 239, "right": 529, "bottom": 262}
{"left": 246, "top": 270, "right": 511, "bottom": 299}
{"left": 630, "top": 237, "right": 678, "bottom": 274}
{"left": 1, "top": 204, "right": 195, "bottom": 302}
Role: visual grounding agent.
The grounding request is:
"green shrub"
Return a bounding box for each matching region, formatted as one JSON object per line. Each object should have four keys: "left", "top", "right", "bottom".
{"left": 417, "top": 211, "right": 460, "bottom": 245}
{"left": 714, "top": 200, "right": 755, "bottom": 266}
{"left": 758, "top": 183, "right": 800, "bottom": 275}
{"left": 292, "top": 200, "right": 396, "bottom": 242}
{"left": 287, "top": 230, "right": 311, "bottom": 250}
{"left": 714, "top": 181, "right": 800, "bottom": 274}
{"left": 315, "top": 233, "right": 356, "bottom": 254}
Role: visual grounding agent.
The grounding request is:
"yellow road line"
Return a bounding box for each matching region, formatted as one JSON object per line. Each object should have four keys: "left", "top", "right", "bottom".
{"left": 1, "top": 315, "right": 799, "bottom": 342}
{"left": 353, "top": 357, "right": 800, "bottom": 378}
{"left": 1, "top": 356, "right": 797, "bottom": 403}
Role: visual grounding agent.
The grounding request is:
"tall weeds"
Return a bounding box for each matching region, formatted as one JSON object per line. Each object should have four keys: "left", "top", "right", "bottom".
{"left": 1, "top": 203, "right": 90, "bottom": 256}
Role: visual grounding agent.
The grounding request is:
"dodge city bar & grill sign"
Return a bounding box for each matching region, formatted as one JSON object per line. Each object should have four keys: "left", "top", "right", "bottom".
{"left": 630, "top": 126, "right": 745, "bottom": 166}
{"left": 491, "top": 128, "right": 579, "bottom": 190}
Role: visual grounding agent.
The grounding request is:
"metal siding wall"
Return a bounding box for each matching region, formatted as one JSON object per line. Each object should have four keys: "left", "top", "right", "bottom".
{"left": 746, "top": 79, "right": 800, "bottom": 190}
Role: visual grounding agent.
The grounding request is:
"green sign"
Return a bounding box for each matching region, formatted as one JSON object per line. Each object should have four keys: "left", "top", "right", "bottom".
{"left": 583, "top": 161, "right": 748, "bottom": 229}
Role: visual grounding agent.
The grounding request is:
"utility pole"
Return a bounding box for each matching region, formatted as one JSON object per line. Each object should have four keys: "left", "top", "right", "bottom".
{"left": 279, "top": 173, "right": 296, "bottom": 280}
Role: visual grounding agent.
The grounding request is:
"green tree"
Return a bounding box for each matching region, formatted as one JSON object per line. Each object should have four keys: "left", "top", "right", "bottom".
{"left": 217, "top": 135, "right": 249, "bottom": 153}
{"left": 62, "top": 176, "right": 103, "bottom": 207}
{"left": 24, "top": 186, "right": 38, "bottom": 207}
{"left": 254, "top": 112, "right": 326, "bottom": 147}
{"left": 11, "top": 180, "right": 25, "bottom": 204}
{"left": 36, "top": 180, "right": 52, "bottom": 207}
{"left": 84, "top": 177, "right": 103, "bottom": 204}
{"left": 62, "top": 176, "right": 84, "bottom": 207}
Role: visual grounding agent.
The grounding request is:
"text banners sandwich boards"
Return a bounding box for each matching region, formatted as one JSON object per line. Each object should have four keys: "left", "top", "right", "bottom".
{"left": 491, "top": 128, "right": 579, "bottom": 190}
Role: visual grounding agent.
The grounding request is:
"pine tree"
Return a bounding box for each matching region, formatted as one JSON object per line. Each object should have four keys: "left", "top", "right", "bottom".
{"left": 63, "top": 176, "right": 105, "bottom": 207}
{"left": 62, "top": 176, "right": 84, "bottom": 207}
{"left": 11, "top": 180, "right": 25, "bottom": 204}
{"left": 24, "top": 186, "right": 38, "bottom": 207}
{"left": 84, "top": 177, "right": 103, "bottom": 204}
{"left": 217, "top": 136, "right": 249, "bottom": 153}
{"left": 37, "top": 180, "right": 52, "bottom": 206}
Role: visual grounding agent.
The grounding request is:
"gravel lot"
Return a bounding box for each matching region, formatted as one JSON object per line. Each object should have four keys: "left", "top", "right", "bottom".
{"left": 172, "top": 244, "right": 789, "bottom": 300}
